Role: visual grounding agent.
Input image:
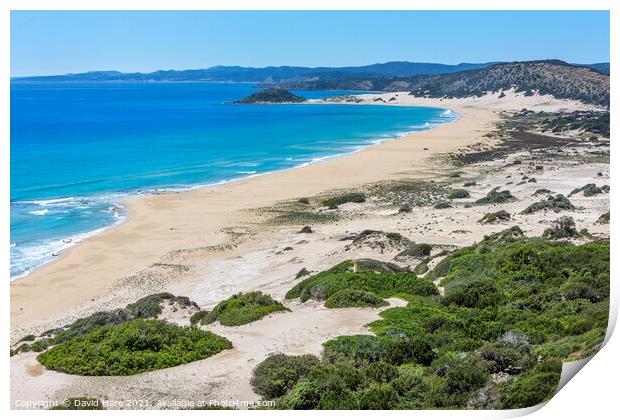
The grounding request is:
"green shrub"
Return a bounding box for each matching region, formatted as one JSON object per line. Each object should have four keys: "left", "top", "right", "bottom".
{"left": 521, "top": 194, "right": 574, "bottom": 214}
{"left": 570, "top": 183, "right": 603, "bottom": 197}
{"left": 251, "top": 354, "right": 320, "bottom": 399}
{"left": 322, "top": 192, "right": 366, "bottom": 207}
{"left": 288, "top": 270, "right": 437, "bottom": 304}
{"left": 444, "top": 281, "right": 503, "bottom": 309}
{"left": 126, "top": 293, "right": 198, "bottom": 318}
{"left": 533, "top": 188, "right": 553, "bottom": 196}
{"left": 413, "top": 259, "right": 430, "bottom": 275}
{"left": 479, "top": 210, "right": 511, "bottom": 224}
{"left": 190, "top": 310, "right": 209, "bottom": 325}
{"left": 498, "top": 359, "right": 562, "bottom": 408}
{"left": 359, "top": 383, "right": 400, "bottom": 409}
{"left": 542, "top": 216, "right": 578, "bottom": 239}
{"left": 325, "top": 289, "right": 388, "bottom": 308}
{"left": 434, "top": 201, "right": 452, "bottom": 209}
{"left": 37, "top": 319, "right": 232, "bottom": 376}
{"left": 597, "top": 211, "right": 610, "bottom": 224}
{"left": 479, "top": 336, "right": 535, "bottom": 373}
{"left": 323, "top": 334, "right": 434, "bottom": 366}
{"left": 278, "top": 380, "right": 322, "bottom": 409}
{"left": 447, "top": 189, "right": 470, "bottom": 199}
{"left": 397, "top": 243, "right": 433, "bottom": 258}
{"left": 42, "top": 293, "right": 199, "bottom": 348}
{"left": 202, "top": 292, "right": 289, "bottom": 326}
{"left": 444, "top": 356, "right": 491, "bottom": 393}
{"left": 271, "top": 233, "right": 608, "bottom": 410}
{"left": 475, "top": 187, "right": 515, "bottom": 205}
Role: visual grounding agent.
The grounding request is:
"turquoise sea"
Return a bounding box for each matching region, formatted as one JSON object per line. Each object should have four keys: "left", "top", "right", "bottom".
{"left": 10, "top": 82, "right": 457, "bottom": 278}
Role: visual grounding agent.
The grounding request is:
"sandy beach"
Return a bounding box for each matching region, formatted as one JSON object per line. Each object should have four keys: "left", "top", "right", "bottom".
{"left": 10, "top": 90, "right": 610, "bottom": 408}
{"left": 11, "top": 90, "right": 599, "bottom": 331}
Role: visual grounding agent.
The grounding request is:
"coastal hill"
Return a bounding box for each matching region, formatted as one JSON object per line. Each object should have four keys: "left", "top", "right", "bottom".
{"left": 233, "top": 88, "right": 306, "bottom": 104}
{"left": 11, "top": 60, "right": 608, "bottom": 83}
{"left": 271, "top": 60, "right": 610, "bottom": 107}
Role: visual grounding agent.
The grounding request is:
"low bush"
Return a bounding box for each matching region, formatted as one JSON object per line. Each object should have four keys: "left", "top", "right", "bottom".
{"left": 570, "top": 183, "right": 603, "bottom": 197}
{"left": 285, "top": 259, "right": 408, "bottom": 300}
{"left": 475, "top": 188, "right": 515, "bottom": 205}
{"left": 597, "top": 211, "right": 610, "bottom": 224}
{"left": 201, "top": 292, "right": 289, "bottom": 326}
{"left": 190, "top": 310, "right": 209, "bottom": 325}
{"left": 413, "top": 259, "right": 430, "bottom": 275}
{"left": 287, "top": 269, "right": 437, "bottom": 305}
{"left": 325, "top": 289, "right": 388, "bottom": 308}
{"left": 479, "top": 210, "right": 511, "bottom": 224}
{"left": 434, "top": 201, "right": 452, "bottom": 209}
{"left": 399, "top": 203, "right": 413, "bottom": 213}
{"left": 498, "top": 359, "right": 562, "bottom": 408}
{"left": 542, "top": 216, "right": 579, "bottom": 239}
{"left": 126, "top": 293, "right": 198, "bottom": 319}
{"left": 251, "top": 354, "right": 320, "bottom": 399}
{"left": 396, "top": 243, "right": 433, "bottom": 259}
{"left": 37, "top": 319, "right": 232, "bottom": 376}
{"left": 521, "top": 195, "right": 574, "bottom": 214}
{"left": 267, "top": 232, "right": 608, "bottom": 410}
{"left": 322, "top": 192, "right": 366, "bottom": 207}
{"left": 447, "top": 189, "right": 470, "bottom": 199}
{"left": 533, "top": 188, "right": 553, "bottom": 196}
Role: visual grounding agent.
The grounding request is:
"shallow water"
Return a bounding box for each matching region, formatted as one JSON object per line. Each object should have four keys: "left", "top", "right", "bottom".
{"left": 10, "top": 82, "right": 456, "bottom": 278}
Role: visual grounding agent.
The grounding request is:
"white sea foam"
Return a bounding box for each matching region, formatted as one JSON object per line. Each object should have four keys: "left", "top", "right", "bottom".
{"left": 28, "top": 209, "right": 49, "bottom": 216}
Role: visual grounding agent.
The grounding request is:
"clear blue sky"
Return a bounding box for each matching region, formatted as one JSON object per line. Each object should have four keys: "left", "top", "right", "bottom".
{"left": 11, "top": 10, "right": 610, "bottom": 77}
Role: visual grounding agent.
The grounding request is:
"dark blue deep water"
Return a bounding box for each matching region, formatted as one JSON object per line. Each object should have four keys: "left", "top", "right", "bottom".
{"left": 10, "top": 82, "right": 456, "bottom": 278}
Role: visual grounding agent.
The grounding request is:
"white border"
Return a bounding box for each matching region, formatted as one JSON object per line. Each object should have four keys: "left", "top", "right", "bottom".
{"left": 1, "top": 2, "right": 616, "bottom": 419}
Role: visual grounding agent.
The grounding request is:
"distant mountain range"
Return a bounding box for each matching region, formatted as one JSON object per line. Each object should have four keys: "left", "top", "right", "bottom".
{"left": 11, "top": 60, "right": 609, "bottom": 83}
{"left": 271, "top": 60, "right": 610, "bottom": 107}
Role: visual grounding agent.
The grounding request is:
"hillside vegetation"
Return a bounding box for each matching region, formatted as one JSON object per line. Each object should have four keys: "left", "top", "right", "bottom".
{"left": 233, "top": 88, "right": 306, "bottom": 104}
{"left": 274, "top": 61, "right": 609, "bottom": 106}
{"left": 254, "top": 229, "right": 609, "bottom": 409}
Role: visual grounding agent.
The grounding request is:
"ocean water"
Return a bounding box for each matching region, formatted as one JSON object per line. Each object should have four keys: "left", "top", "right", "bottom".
{"left": 10, "top": 82, "right": 457, "bottom": 279}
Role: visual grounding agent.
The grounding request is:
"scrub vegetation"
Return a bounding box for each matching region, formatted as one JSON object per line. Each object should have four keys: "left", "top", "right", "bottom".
{"left": 255, "top": 229, "right": 608, "bottom": 409}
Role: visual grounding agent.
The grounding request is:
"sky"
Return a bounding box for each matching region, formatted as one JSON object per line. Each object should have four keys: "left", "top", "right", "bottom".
{"left": 10, "top": 10, "right": 610, "bottom": 77}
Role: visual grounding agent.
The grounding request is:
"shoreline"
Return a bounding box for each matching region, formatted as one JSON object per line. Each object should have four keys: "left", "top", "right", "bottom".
{"left": 9, "top": 105, "right": 457, "bottom": 281}
{"left": 10, "top": 90, "right": 598, "bottom": 330}
{"left": 9, "top": 91, "right": 610, "bottom": 406}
